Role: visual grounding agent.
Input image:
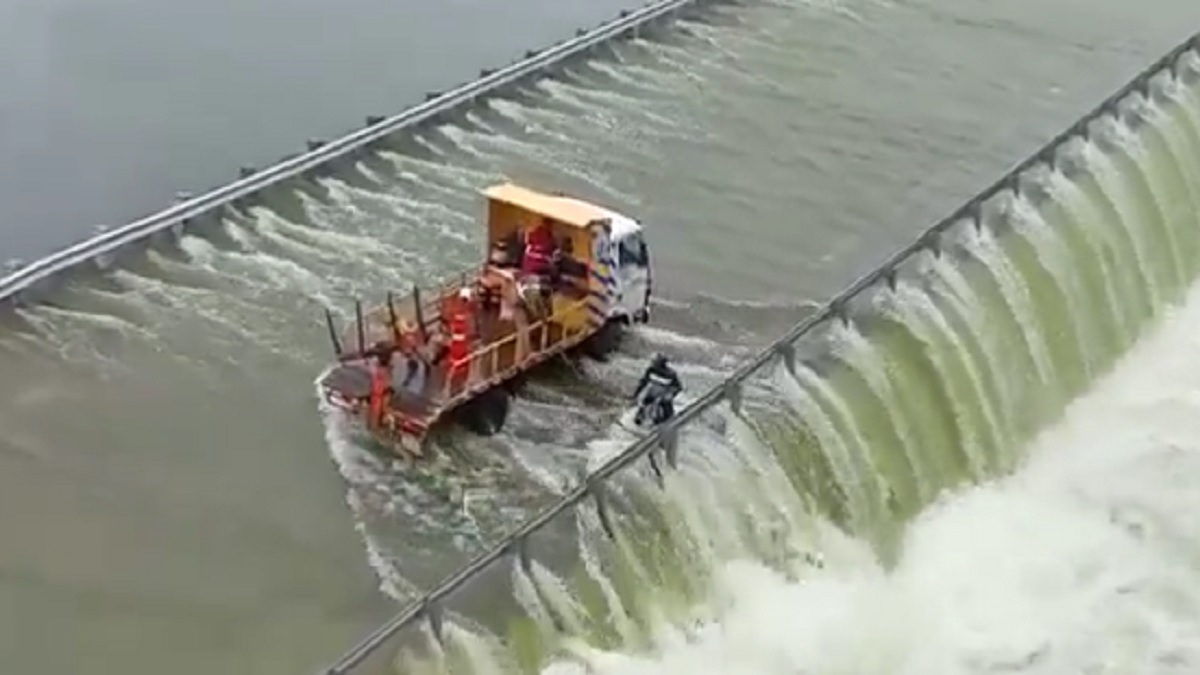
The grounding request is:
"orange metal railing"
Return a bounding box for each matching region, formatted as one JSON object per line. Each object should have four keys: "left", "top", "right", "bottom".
{"left": 344, "top": 256, "right": 595, "bottom": 355}
{"left": 441, "top": 297, "right": 591, "bottom": 401}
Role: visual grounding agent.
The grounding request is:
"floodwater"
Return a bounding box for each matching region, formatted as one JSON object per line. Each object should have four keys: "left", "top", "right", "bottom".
{"left": 1, "top": 0, "right": 1199, "bottom": 673}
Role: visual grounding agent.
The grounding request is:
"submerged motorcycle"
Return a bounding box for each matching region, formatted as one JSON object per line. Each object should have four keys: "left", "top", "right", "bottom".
{"left": 632, "top": 380, "right": 679, "bottom": 429}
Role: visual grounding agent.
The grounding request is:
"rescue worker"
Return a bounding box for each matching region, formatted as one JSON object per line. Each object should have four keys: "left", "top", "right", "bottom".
{"left": 632, "top": 353, "right": 682, "bottom": 424}
{"left": 367, "top": 346, "right": 393, "bottom": 429}
{"left": 521, "top": 217, "right": 558, "bottom": 278}
{"left": 446, "top": 288, "right": 473, "bottom": 393}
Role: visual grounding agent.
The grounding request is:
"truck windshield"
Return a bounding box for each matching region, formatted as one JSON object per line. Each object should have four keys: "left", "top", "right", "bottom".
{"left": 618, "top": 232, "right": 648, "bottom": 267}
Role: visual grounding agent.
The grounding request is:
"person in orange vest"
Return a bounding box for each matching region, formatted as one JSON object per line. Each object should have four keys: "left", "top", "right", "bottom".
{"left": 521, "top": 218, "right": 558, "bottom": 278}
{"left": 366, "top": 347, "right": 392, "bottom": 429}
{"left": 446, "top": 288, "right": 473, "bottom": 394}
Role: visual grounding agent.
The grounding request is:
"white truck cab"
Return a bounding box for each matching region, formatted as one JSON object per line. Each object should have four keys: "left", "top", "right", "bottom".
{"left": 605, "top": 213, "right": 652, "bottom": 325}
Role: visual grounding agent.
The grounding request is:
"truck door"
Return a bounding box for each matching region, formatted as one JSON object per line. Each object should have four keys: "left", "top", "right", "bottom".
{"left": 615, "top": 231, "right": 651, "bottom": 322}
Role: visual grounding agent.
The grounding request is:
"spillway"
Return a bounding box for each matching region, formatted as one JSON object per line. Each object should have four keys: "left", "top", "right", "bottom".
{"left": 322, "top": 35, "right": 1200, "bottom": 675}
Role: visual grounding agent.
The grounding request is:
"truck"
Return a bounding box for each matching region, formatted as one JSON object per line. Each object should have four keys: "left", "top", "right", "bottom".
{"left": 317, "top": 182, "right": 653, "bottom": 459}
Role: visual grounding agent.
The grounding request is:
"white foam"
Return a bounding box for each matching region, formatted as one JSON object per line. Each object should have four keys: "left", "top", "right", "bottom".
{"left": 542, "top": 281, "right": 1200, "bottom": 674}
{"left": 314, "top": 372, "right": 416, "bottom": 600}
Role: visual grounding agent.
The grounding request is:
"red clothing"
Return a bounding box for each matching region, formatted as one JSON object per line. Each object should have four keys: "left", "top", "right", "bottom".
{"left": 447, "top": 311, "right": 470, "bottom": 365}
{"left": 521, "top": 225, "right": 556, "bottom": 275}
{"left": 446, "top": 308, "right": 471, "bottom": 395}
{"left": 367, "top": 362, "right": 387, "bottom": 427}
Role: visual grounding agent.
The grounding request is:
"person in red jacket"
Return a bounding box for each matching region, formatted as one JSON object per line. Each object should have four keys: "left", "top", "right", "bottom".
{"left": 521, "top": 218, "right": 557, "bottom": 278}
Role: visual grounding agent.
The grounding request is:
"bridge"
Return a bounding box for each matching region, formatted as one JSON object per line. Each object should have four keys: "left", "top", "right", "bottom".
{"left": 316, "top": 28, "right": 1200, "bottom": 675}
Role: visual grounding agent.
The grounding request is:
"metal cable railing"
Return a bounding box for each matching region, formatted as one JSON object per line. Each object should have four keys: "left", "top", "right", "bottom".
{"left": 0, "top": 0, "right": 715, "bottom": 303}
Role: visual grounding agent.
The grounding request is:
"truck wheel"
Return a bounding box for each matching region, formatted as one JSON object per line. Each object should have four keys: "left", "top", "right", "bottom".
{"left": 582, "top": 320, "right": 623, "bottom": 361}
{"left": 458, "top": 387, "right": 510, "bottom": 436}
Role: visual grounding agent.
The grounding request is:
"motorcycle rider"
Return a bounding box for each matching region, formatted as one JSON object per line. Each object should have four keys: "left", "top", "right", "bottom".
{"left": 633, "top": 353, "right": 682, "bottom": 425}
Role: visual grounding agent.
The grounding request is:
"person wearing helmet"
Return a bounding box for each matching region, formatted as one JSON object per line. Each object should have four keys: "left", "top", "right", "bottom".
{"left": 633, "top": 353, "right": 682, "bottom": 425}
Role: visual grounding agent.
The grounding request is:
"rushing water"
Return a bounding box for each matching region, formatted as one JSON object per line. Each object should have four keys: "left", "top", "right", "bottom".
{"left": 367, "top": 51, "right": 1200, "bottom": 675}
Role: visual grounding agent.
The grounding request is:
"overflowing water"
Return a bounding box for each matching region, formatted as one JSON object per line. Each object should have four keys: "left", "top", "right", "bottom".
{"left": 533, "top": 274, "right": 1200, "bottom": 675}
{"left": 370, "top": 52, "right": 1200, "bottom": 675}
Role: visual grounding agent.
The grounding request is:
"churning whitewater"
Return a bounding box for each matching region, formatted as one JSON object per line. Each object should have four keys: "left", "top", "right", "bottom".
{"left": 378, "top": 52, "right": 1200, "bottom": 674}
{"left": 543, "top": 276, "right": 1200, "bottom": 675}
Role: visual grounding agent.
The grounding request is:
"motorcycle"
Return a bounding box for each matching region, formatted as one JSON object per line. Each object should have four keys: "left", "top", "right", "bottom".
{"left": 632, "top": 382, "right": 676, "bottom": 429}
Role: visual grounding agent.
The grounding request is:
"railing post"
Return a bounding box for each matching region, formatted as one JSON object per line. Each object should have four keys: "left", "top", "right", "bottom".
{"left": 1135, "top": 72, "right": 1151, "bottom": 99}
{"left": 921, "top": 230, "right": 941, "bottom": 257}
{"left": 425, "top": 600, "right": 445, "bottom": 645}
{"left": 725, "top": 381, "right": 743, "bottom": 417}
{"left": 776, "top": 341, "right": 796, "bottom": 378}
{"left": 647, "top": 451, "right": 664, "bottom": 485}
{"left": 830, "top": 299, "right": 850, "bottom": 327}
{"left": 969, "top": 200, "right": 985, "bottom": 232}
{"left": 1002, "top": 174, "right": 1020, "bottom": 199}
{"left": 515, "top": 534, "right": 533, "bottom": 575}
{"left": 355, "top": 299, "right": 366, "bottom": 354}
{"left": 1035, "top": 146, "right": 1056, "bottom": 172}
{"left": 660, "top": 425, "right": 679, "bottom": 469}
{"left": 511, "top": 533, "right": 566, "bottom": 634}
{"left": 1072, "top": 117, "right": 1091, "bottom": 143}
{"left": 883, "top": 266, "right": 898, "bottom": 292}
{"left": 587, "top": 478, "right": 617, "bottom": 540}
